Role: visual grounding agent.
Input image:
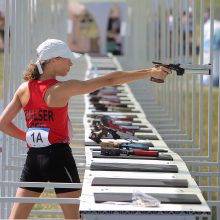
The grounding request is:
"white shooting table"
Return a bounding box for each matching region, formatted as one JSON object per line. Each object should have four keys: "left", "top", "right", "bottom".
{"left": 80, "top": 55, "right": 211, "bottom": 220}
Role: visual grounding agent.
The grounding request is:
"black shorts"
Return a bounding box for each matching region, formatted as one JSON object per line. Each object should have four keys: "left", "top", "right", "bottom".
{"left": 20, "top": 143, "right": 81, "bottom": 194}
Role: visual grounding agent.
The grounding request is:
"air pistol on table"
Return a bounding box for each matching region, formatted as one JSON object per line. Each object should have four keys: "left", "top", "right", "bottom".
{"left": 151, "top": 61, "right": 212, "bottom": 83}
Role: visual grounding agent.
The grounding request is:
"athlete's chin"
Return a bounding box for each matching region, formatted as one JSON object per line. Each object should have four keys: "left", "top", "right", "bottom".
{"left": 60, "top": 71, "right": 69, "bottom": 77}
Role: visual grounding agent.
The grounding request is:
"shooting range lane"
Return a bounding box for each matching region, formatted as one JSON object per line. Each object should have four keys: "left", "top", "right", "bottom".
{"left": 91, "top": 151, "right": 173, "bottom": 160}
{"left": 91, "top": 177, "right": 189, "bottom": 188}
{"left": 79, "top": 54, "right": 210, "bottom": 220}
{"left": 94, "top": 192, "right": 202, "bottom": 204}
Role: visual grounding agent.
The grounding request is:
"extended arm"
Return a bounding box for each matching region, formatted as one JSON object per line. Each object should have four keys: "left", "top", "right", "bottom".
{"left": 50, "top": 66, "right": 170, "bottom": 104}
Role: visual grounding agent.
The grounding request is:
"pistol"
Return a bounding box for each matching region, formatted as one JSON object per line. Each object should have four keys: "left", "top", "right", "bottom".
{"left": 151, "top": 61, "right": 211, "bottom": 83}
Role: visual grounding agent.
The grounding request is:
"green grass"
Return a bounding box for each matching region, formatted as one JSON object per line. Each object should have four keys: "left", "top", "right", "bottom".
{"left": 181, "top": 86, "right": 218, "bottom": 160}
{"left": 181, "top": 85, "right": 218, "bottom": 188}
{"left": 29, "top": 192, "right": 63, "bottom": 219}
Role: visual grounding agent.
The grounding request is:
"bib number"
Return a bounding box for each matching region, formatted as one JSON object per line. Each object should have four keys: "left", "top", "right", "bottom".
{"left": 26, "top": 128, "right": 51, "bottom": 147}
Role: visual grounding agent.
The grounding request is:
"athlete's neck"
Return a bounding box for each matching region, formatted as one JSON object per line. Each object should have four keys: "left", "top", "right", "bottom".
{"left": 39, "top": 74, "right": 56, "bottom": 80}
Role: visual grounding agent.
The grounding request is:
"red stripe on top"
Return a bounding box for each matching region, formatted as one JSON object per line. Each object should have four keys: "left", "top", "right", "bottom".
{"left": 23, "top": 79, "right": 70, "bottom": 144}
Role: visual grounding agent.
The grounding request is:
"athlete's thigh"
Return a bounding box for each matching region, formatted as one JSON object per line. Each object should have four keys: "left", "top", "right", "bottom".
{"left": 56, "top": 190, "right": 81, "bottom": 220}
{"left": 9, "top": 188, "right": 41, "bottom": 219}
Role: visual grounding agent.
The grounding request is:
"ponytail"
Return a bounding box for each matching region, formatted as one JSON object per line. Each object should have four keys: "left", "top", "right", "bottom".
{"left": 23, "top": 61, "right": 48, "bottom": 81}
{"left": 23, "top": 63, "right": 40, "bottom": 81}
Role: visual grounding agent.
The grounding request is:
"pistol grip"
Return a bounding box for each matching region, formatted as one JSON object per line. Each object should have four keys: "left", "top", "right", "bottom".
{"left": 150, "top": 77, "right": 164, "bottom": 83}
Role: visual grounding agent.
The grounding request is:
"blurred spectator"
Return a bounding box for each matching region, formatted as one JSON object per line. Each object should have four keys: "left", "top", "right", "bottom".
{"left": 182, "top": 8, "right": 194, "bottom": 56}
{"left": 169, "top": 8, "right": 194, "bottom": 57}
{"left": 106, "top": 4, "right": 122, "bottom": 55}
{"left": 68, "top": 2, "right": 100, "bottom": 54}
{"left": 203, "top": 8, "right": 220, "bottom": 87}
{"left": 0, "top": 10, "right": 4, "bottom": 51}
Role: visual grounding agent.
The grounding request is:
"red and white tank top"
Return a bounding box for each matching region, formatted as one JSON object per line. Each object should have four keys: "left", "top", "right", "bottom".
{"left": 23, "top": 79, "right": 71, "bottom": 147}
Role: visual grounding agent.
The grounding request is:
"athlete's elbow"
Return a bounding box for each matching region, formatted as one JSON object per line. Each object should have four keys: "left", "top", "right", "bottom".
{"left": 0, "top": 121, "right": 4, "bottom": 132}
{"left": 0, "top": 117, "right": 9, "bottom": 132}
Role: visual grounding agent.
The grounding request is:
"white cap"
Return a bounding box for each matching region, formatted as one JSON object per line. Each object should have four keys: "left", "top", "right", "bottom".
{"left": 35, "top": 39, "right": 81, "bottom": 74}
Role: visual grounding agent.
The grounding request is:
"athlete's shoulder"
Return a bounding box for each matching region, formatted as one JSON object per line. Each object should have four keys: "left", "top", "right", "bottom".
{"left": 52, "top": 79, "right": 82, "bottom": 89}
{"left": 16, "top": 81, "right": 29, "bottom": 96}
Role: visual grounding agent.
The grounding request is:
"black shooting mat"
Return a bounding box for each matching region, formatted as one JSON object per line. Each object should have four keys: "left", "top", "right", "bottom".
{"left": 91, "top": 109, "right": 141, "bottom": 113}
{"left": 91, "top": 177, "right": 188, "bottom": 188}
{"left": 98, "top": 134, "right": 159, "bottom": 140}
{"left": 91, "top": 110, "right": 141, "bottom": 113}
{"left": 89, "top": 105, "right": 135, "bottom": 109}
{"left": 89, "top": 92, "right": 128, "bottom": 97}
{"left": 108, "top": 122, "right": 147, "bottom": 127}
{"left": 89, "top": 119, "right": 142, "bottom": 125}
{"left": 88, "top": 124, "right": 149, "bottom": 130}
{"left": 121, "top": 126, "right": 151, "bottom": 131}
{"left": 92, "top": 148, "right": 168, "bottom": 153}
{"left": 97, "top": 101, "right": 134, "bottom": 105}
{"left": 92, "top": 151, "right": 173, "bottom": 161}
{"left": 136, "top": 134, "right": 159, "bottom": 140}
{"left": 89, "top": 94, "right": 129, "bottom": 99}
{"left": 86, "top": 114, "right": 139, "bottom": 119}
{"left": 91, "top": 102, "right": 133, "bottom": 108}
{"left": 84, "top": 142, "right": 155, "bottom": 148}
{"left": 94, "top": 192, "right": 201, "bottom": 204}
{"left": 98, "top": 134, "right": 157, "bottom": 140}
{"left": 110, "top": 121, "right": 138, "bottom": 125}
{"left": 132, "top": 128, "right": 153, "bottom": 133}
{"left": 90, "top": 162, "right": 178, "bottom": 173}
{"left": 84, "top": 142, "right": 102, "bottom": 146}
{"left": 115, "top": 119, "right": 143, "bottom": 123}
{"left": 87, "top": 116, "right": 138, "bottom": 123}
{"left": 88, "top": 123, "right": 147, "bottom": 128}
